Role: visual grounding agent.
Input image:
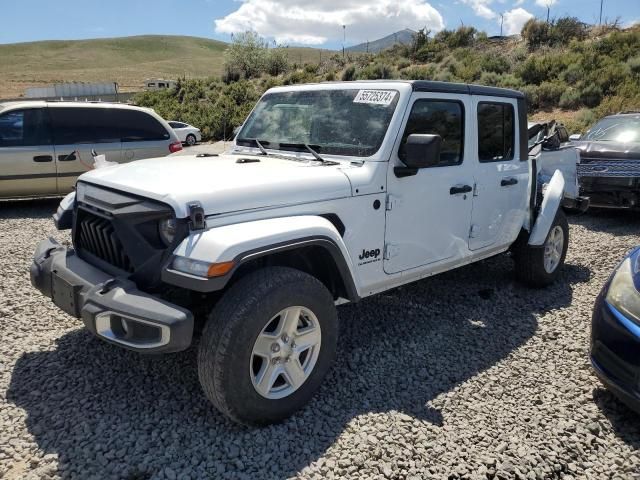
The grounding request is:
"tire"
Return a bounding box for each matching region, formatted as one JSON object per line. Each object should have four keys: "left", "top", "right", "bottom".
{"left": 513, "top": 209, "right": 569, "bottom": 288}
{"left": 186, "top": 134, "right": 197, "bottom": 146}
{"left": 198, "top": 266, "right": 338, "bottom": 426}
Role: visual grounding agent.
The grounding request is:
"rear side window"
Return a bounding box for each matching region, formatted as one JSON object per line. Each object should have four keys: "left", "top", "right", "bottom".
{"left": 0, "top": 108, "right": 51, "bottom": 147}
{"left": 114, "top": 110, "right": 170, "bottom": 142}
{"left": 477, "top": 103, "right": 515, "bottom": 162}
{"left": 50, "top": 107, "right": 121, "bottom": 144}
{"left": 399, "top": 99, "right": 464, "bottom": 166}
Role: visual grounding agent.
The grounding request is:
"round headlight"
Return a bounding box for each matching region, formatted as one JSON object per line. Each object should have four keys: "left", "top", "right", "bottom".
{"left": 159, "top": 218, "right": 178, "bottom": 245}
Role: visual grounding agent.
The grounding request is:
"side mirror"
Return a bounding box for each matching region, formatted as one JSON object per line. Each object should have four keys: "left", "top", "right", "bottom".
{"left": 232, "top": 125, "right": 242, "bottom": 138}
{"left": 404, "top": 134, "right": 442, "bottom": 168}
{"left": 569, "top": 133, "right": 581, "bottom": 141}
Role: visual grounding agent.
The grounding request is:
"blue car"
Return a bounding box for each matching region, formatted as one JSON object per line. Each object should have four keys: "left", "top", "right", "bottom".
{"left": 591, "top": 246, "right": 640, "bottom": 413}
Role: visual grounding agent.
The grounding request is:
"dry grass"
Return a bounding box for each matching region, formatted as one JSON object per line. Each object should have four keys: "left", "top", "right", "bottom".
{"left": 0, "top": 35, "right": 330, "bottom": 99}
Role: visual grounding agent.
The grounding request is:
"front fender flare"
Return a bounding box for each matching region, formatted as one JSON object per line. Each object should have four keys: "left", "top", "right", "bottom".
{"left": 163, "top": 216, "right": 359, "bottom": 300}
{"left": 528, "top": 170, "right": 565, "bottom": 246}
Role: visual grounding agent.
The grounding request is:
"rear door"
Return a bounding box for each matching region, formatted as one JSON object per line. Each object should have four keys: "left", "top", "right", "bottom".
{"left": 0, "top": 107, "right": 57, "bottom": 198}
{"left": 469, "top": 98, "right": 528, "bottom": 251}
{"left": 50, "top": 106, "right": 123, "bottom": 195}
{"left": 117, "top": 109, "right": 172, "bottom": 161}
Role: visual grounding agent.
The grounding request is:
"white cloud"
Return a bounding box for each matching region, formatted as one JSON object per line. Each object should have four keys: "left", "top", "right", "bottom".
{"left": 534, "top": 0, "right": 558, "bottom": 7}
{"left": 461, "top": 0, "right": 497, "bottom": 20}
{"left": 503, "top": 7, "right": 534, "bottom": 35}
{"left": 214, "top": 0, "right": 445, "bottom": 45}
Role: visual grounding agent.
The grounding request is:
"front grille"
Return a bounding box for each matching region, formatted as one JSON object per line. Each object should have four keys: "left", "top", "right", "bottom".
{"left": 578, "top": 158, "right": 640, "bottom": 178}
{"left": 77, "top": 212, "right": 133, "bottom": 272}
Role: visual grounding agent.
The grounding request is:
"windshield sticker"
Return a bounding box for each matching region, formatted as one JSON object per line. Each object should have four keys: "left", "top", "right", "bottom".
{"left": 353, "top": 90, "right": 396, "bottom": 106}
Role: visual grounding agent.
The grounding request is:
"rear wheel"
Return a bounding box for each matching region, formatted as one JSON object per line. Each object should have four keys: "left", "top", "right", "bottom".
{"left": 513, "top": 209, "right": 569, "bottom": 287}
{"left": 186, "top": 134, "right": 197, "bottom": 146}
{"left": 197, "top": 267, "right": 338, "bottom": 425}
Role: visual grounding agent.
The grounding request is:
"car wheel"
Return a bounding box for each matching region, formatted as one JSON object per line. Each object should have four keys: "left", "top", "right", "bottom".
{"left": 513, "top": 209, "right": 569, "bottom": 288}
{"left": 198, "top": 266, "right": 338, "bottom": 425}
{"left": 186, "top": 134, "right": 197, "bottom": 146}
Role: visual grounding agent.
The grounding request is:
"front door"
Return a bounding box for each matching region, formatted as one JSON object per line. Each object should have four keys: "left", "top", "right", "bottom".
{"left": 384, "top": 94, "right": 474, "bottom": 274}
{"left": 0, "top": 108, "right": 57, "bottom": 198}
{"left": 468, "top": 98, "right": 528, "bottom": 251}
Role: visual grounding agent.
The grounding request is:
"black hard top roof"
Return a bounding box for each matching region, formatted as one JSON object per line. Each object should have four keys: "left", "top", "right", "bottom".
{"left": 410, "top": 80, "right": 525, "bottom": 99}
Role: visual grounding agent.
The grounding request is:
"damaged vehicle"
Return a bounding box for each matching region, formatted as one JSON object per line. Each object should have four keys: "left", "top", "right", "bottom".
{"left": 31, "top": 81, "right": 572, "bottom": 425}
{"left": 572, "top": 112, "right": 640, "bottom": 209}
{"left": 529, "top": 120, "right": 589, "bottom": 213}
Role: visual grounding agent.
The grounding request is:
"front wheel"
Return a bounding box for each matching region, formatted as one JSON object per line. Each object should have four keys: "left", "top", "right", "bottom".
{"left": 513, "top": 209, "right": 569, "bottom": 287}
{"left": 198, "top": 267, "right": 338, "bottom": 425}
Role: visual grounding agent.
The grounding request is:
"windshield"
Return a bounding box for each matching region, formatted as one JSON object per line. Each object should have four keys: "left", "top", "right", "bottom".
{"left": 237, "top": 89, "right": 400, "bottom": 157}
{"left": 583, "top": 117, "right": 640, "bottom": 143}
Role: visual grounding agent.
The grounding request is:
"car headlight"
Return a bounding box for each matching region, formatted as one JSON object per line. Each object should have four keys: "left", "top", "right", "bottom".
{"left": 158, "top": 218, "right": 178, "bottom": 245}
{"left": 606, "top": 256, "right": 640, "bottom": 323}
{"left": 171, "top": 256, "right": 235, "bottom": 278}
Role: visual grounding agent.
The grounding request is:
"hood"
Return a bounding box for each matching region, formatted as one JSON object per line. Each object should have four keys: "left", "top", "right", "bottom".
{"left": 574, "top": 140, "right": 640, "bottom": 160}
{"left": 79, "top": 154, "right": 353, "bottom": 218}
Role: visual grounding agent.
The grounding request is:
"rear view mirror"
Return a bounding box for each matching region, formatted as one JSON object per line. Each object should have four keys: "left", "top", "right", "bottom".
{"left": 569, "top": 133, "right": 581, "bottom": 141}
{"left": 404, "top": 134, "right": 442, "bottom": 168}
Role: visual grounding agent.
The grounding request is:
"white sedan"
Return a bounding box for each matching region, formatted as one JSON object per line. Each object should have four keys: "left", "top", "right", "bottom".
{"left": 168, "top": 121, "right": 202, "bottom": 146}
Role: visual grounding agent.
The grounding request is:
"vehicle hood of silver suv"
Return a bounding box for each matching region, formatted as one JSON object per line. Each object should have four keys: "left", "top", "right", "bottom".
{"left": 78, "top": 154, "right": 354, "bottom": 217}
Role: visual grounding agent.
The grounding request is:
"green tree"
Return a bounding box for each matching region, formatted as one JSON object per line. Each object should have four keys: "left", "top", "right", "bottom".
{"left": 224, "top": 31, "right": 268, "bottom": 79}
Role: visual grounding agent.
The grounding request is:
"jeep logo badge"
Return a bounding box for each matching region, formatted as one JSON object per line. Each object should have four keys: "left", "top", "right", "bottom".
{"left": 359, "top": 248, "right": 381, "bottom": 260}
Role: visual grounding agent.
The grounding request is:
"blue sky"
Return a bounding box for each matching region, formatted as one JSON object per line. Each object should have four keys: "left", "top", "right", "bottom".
{"left": 1, "top": 0, "right": 638, "bottom": 48}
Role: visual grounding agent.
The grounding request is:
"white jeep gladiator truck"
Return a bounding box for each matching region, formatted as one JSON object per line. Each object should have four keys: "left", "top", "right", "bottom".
{"left": 31, "top": 81, "right": 570, "bottom": 425}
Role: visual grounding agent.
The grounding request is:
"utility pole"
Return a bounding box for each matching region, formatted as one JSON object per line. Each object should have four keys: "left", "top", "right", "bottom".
{"left": 342, "top": 25, "right": 346, "bottom": 60}
{"left": 500, "top": 13, "right": 504, "bottom": 37}
{"left": 599, "top": 0, "right": 604, "bottom": 25}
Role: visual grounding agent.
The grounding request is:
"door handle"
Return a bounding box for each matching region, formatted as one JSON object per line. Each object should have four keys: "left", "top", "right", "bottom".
{"left": 33, "top": 155, "right": 53, "bottom": 162}
{"left": 450, "top": 184, "right": 473, "bottom": 195}
{"left": 58, "top": 153, "right": 77, "bottom": 161}
{"left": 501, "top": 177, "right": 518, "bottom": 186}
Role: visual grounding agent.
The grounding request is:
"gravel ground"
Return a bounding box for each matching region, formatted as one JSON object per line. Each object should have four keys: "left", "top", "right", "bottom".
{"left": 1, "top": 201, "right": 640, "bottom": 480}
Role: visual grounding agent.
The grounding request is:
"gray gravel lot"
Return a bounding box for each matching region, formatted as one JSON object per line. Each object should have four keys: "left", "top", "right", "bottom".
{"left": 1, "top": 201, "right": 639, "bottom": 480}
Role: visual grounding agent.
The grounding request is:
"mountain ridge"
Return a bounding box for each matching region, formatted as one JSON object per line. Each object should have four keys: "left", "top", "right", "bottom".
{"left": 346, "top": 29, "right": 416, "bottom": 53}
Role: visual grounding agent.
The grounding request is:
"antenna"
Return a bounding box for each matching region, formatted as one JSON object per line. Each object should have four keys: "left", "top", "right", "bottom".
{"left": 599, "top": 0, "right": 604, "bottom": 25}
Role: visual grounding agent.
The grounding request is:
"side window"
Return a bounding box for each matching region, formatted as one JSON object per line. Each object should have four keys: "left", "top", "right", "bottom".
{"left": 477, "top": 102, "right": 515, "bottom": 162}
{"left": 50, "top": 107, "right": 121, "bottom": 144}
{"left": 0, "top": 109, "right": 51, "bottom": 147}
{"left": 114, "top": 110, "right": 170, "bottom": 142}
{"left": 399, "top": 99, "right": 464, "bottom": 167}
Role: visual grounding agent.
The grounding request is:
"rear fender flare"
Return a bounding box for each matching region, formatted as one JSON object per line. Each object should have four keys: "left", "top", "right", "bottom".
{"left": 528, "top": 170, "right": 565, "bottom": 246}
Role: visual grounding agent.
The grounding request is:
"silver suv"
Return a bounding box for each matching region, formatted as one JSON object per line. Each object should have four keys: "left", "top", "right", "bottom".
{"left": 0, "top": 101, "right": 181, "bottom": 199}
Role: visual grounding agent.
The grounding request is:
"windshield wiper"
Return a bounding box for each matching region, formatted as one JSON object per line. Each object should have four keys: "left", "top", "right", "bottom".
{"left": 253, "top": 139, "right": 269, "bottom": 155}
{"left": 303, "top": 144, "right": 326, "bottom": 163}
{"left": 276, "top": 142, "right": 338, "bottom": 164}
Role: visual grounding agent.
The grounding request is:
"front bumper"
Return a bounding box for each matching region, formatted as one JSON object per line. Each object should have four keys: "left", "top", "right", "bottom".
{"left": 30, "top": 238, "right": 194, "bottom": 353}
{"left": 590, "top": 295, "right": 640, "bottom": 413}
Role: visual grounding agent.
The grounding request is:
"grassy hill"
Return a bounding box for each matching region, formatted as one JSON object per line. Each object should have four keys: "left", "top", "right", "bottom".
{"left": 131, "top": 21, "right": 640, "bottom": 141}
{"left": 0, "top": 35, "right": 329, "bottom": 99}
